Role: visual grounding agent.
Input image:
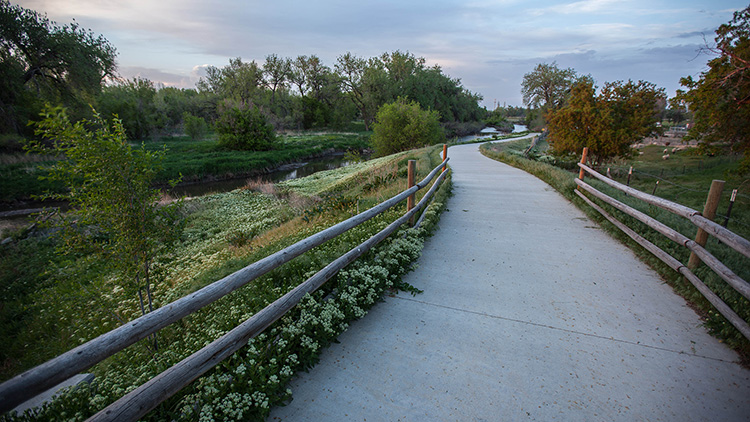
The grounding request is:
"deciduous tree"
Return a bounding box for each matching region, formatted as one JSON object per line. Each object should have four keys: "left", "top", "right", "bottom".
{"left": 26, "top": 106, "right": 183, "bottom": 321}
{"left": 371, "top": 98, "right": 444, "bottom": 156}
{"left": 547, "top": 80, "right": 664, "bottom": 165}
{"left": 676, "top": 6, "right": 750, "bottom": 172}
{"left": 263, "top": 54, "right": 291, "bottom": 105}
{"left": 0, "top": 0, "right": 117, "bottom": 134}
{"left": 97, "top": 77, "right": 158, "bottom": 139}
{"left": 522, "top": 62, "right": 591, "bottom": 110}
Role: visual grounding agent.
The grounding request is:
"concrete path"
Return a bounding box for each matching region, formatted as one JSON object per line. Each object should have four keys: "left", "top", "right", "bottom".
{"left": 269, "top": 142, "right": 750, "bottom": 421}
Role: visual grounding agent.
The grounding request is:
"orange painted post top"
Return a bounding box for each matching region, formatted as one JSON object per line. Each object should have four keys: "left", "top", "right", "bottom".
{"left": 442, "top": 144, "right": 448, "bottom": 173}
{"left": 577, "top": 147, "right": 589, "bottom": 190}
{"left": 578, "top": 147, "right": 589, "bottom": 180}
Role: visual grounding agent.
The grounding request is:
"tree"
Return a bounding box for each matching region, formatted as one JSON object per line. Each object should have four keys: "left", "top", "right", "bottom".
{"left": 547, "top": 80, "right": 664, "bottom": 165}
{"left": 263, "top": 54, "right": 291, "bottom": 105}
{"left": 371, "top": 98, "right": 445, "bottom": 156}
{"left": 522, "top": 62, "right": 590, "bottom": 110}
{"left": 483, "top": 108, "right": 514, "bottom": 132}
{"left": 0, "top": 0, "right": 117, "bottom": 134}
{"left": 335, "top": 52, "right": 383, "bottom": 130}
{"left": 676, "top": 6, "right": 750, "bottom": 172}
{"left": 97, "top": 77, "right": 158, "bottom": 139}
{"left": 197, "top": 57, "right": 264, "bottom": 105}
{"left": 26, "top": 106, "right": 182, "bottom": 321}
{"left": 214, "top": 101, "right": 276, "bottom": 151}
{"left": 336, "top": 51, "right": 484, "bottom": 130}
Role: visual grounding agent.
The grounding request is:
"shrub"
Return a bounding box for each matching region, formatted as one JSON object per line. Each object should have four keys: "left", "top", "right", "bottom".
{"left": 371, "top": 98, "right": 444, "bottom": 156}
{"left": 215, "top": 102, "right": 276, "bottom": 151}
{"left": 183, "top": 112, "right": 208, "bottom": 141}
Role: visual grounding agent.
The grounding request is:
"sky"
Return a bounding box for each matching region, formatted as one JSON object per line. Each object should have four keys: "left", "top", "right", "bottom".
{"left": 15, "top": 0, "right": 747, "bottom": 108}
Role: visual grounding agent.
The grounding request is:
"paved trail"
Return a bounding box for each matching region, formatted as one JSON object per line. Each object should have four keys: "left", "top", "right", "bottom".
{"left": 269, "top": 142, "right": 750, "bottom": 421}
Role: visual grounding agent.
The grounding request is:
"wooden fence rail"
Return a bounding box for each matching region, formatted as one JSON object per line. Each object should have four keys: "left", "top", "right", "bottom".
{"left": 575, "top": 156, "right": 750, "bottom": 341}
{"left": 0, "top": 154, "right": 450, "bottom": 417}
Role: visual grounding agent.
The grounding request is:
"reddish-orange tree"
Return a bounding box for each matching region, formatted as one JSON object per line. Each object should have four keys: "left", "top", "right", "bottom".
{"left": 547, "top": 80, "right": 664, "bottom": 165}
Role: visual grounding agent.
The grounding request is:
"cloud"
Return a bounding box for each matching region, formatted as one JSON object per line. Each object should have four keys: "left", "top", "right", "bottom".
{"left": 529, "top": 0, "right": 621, "bottom": 16}
{"left": 14, "top": 0, "right": 740, "bottom": 107}
{"left": 118, "top": 65, "right": 204, "bottom": 88}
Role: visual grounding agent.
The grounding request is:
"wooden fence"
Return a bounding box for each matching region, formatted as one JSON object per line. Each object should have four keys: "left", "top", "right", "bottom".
{"left": 0, "top": 153, "right": 451, "bottom": 420}
{"left": 574, "top": 147, "right": 750, "bottom": 340}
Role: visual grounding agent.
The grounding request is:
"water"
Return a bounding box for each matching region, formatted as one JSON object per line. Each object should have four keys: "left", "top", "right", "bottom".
{"left": 456, "top": 124, "right": 528, "bottom": 144}
{"left": 169, "top": 153, "right": 360, "bottom": 198}
{"left": 0, "top": 153, "right": 362, "bottom": 219}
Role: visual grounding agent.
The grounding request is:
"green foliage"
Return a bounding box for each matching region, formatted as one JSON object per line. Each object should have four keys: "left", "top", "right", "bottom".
{"left": 96, "top": 78, "right": 158, "bottom": 140}
{"left": 182, "top": 112, "right": 208, "bottom": 141}
{"left": 197, "top": 57, "right": 265, "bottom": 105}
{"left": 0, "top": 0, "right": 117, "bottom": 135}
{"left": 215, "top": 102, "right": 276, "bottom": 151}
{"left": 301, "top": 194, "right": 358, "bottom": 223}
{"left": 25, "top": 105, "right": 183, "bottom": 315}
{"left": 0, "top": 144, "right": 452, "bottom": 420}
{"left": 336, "top": 51, "right": 484, "bottom": 130}
{"left": 0, "top": 132, "right": 371, "bottom": 202}
{"left": 371, "top": 98, "right": 445, "bottom": 156}
{"left": 677, "top": 6, "right": 750, "bottom": 173}
{"left": 521, "top": 62, "right": 590, "bottom": 110}
{"left": 483, "top": 109, "right": 514, "bottom": 132}
{"left": 547, "top": 80, "right": 665, "bottom": 164}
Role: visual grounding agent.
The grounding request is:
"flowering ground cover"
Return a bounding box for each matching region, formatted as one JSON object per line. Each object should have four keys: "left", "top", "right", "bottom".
{"left": 0, "top": 144, "right": 451, "bottom": 421}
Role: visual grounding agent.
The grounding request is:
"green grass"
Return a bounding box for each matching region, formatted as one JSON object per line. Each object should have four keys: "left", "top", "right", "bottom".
{"left": 480, "top": 137, "right": 750, "bottom": 358}
{"left": 0, "top": 132, "right": 371, "bottom": 203}
{"left": 0, "top": 144, "right": 451, "bottom": 421}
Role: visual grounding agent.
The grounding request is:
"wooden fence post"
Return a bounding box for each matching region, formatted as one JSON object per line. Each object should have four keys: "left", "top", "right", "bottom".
{"left": 688, "top": 179, "right": 725, "bottom": 270}
{"left": 577, "top": 147, "right": 589, "bottom": 190}
{"left": 442, "top": 144, "right": 448, "bottom": 173}
{"left": 407, "top": 160, "right": 416, "bottom": 224}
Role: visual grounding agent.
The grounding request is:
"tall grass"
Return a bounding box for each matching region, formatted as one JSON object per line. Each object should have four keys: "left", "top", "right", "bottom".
{"left": 480, "top": 138, "right": 750, "bottom": 358}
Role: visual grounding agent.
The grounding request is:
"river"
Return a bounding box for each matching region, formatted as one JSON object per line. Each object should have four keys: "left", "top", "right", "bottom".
{"left": 169, "top": 153, "right": 362, "bottom": 198}
{"left": 2, "top": 126, "right": 526, "bottom": 220}
{"left": 456, "top": 124, "right": 528, "bottom": 144}
{"left": 0, "top": 153, "right": 362, "bottom": 220}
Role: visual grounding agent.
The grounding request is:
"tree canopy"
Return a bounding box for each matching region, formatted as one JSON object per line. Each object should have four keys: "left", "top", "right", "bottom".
{"left": 371, "top": 98, "right": 445, "bottom": 156}
{"left": 521, "top": 62, "right": 590, "bottom": 110}
{"left": 676, "top": 6, "right": 750, "bottom": 172}
{"left": 547, "top": 80, "right": 665, "bottom": 164}
{"left": 0, "top": 0, "right": 117, "bottom": 134}
{"left": 0, "top": 0, "right": 487, "bottom": 144}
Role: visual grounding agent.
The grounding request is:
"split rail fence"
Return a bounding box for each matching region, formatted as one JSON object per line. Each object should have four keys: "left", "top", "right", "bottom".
{"left": 574, "top": 147, "right": 750, "bottom": 340}
{"left": 0, "top": 150, "right": 451, "bottom": 421}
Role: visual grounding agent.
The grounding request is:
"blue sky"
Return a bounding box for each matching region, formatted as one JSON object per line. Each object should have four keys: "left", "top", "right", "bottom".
{"left": 16, "top": 0, "right": 746, "bottom": 108}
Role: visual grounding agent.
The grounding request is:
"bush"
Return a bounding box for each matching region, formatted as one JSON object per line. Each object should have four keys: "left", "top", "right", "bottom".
{"left": 183, "top": 112, "right": 208, "bottom": 141}
{"left": 215, "top": 102, "right": 276, "bottom": 151}
{"left": 371, "top": 98, "right": 444, "bottom": 156}
{"left": 483, "top": 110, "right": 514, "bottom": 132}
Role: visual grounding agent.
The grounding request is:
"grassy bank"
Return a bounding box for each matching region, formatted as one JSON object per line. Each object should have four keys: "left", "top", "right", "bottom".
{"left": 0, "top": 144, "right": 450, "bottom": 421}
{"left": 0, "top": 132, "right": 371, "bottom": 204}
{"left": 480, "top": 137, "right": 750, "bottom": 357}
